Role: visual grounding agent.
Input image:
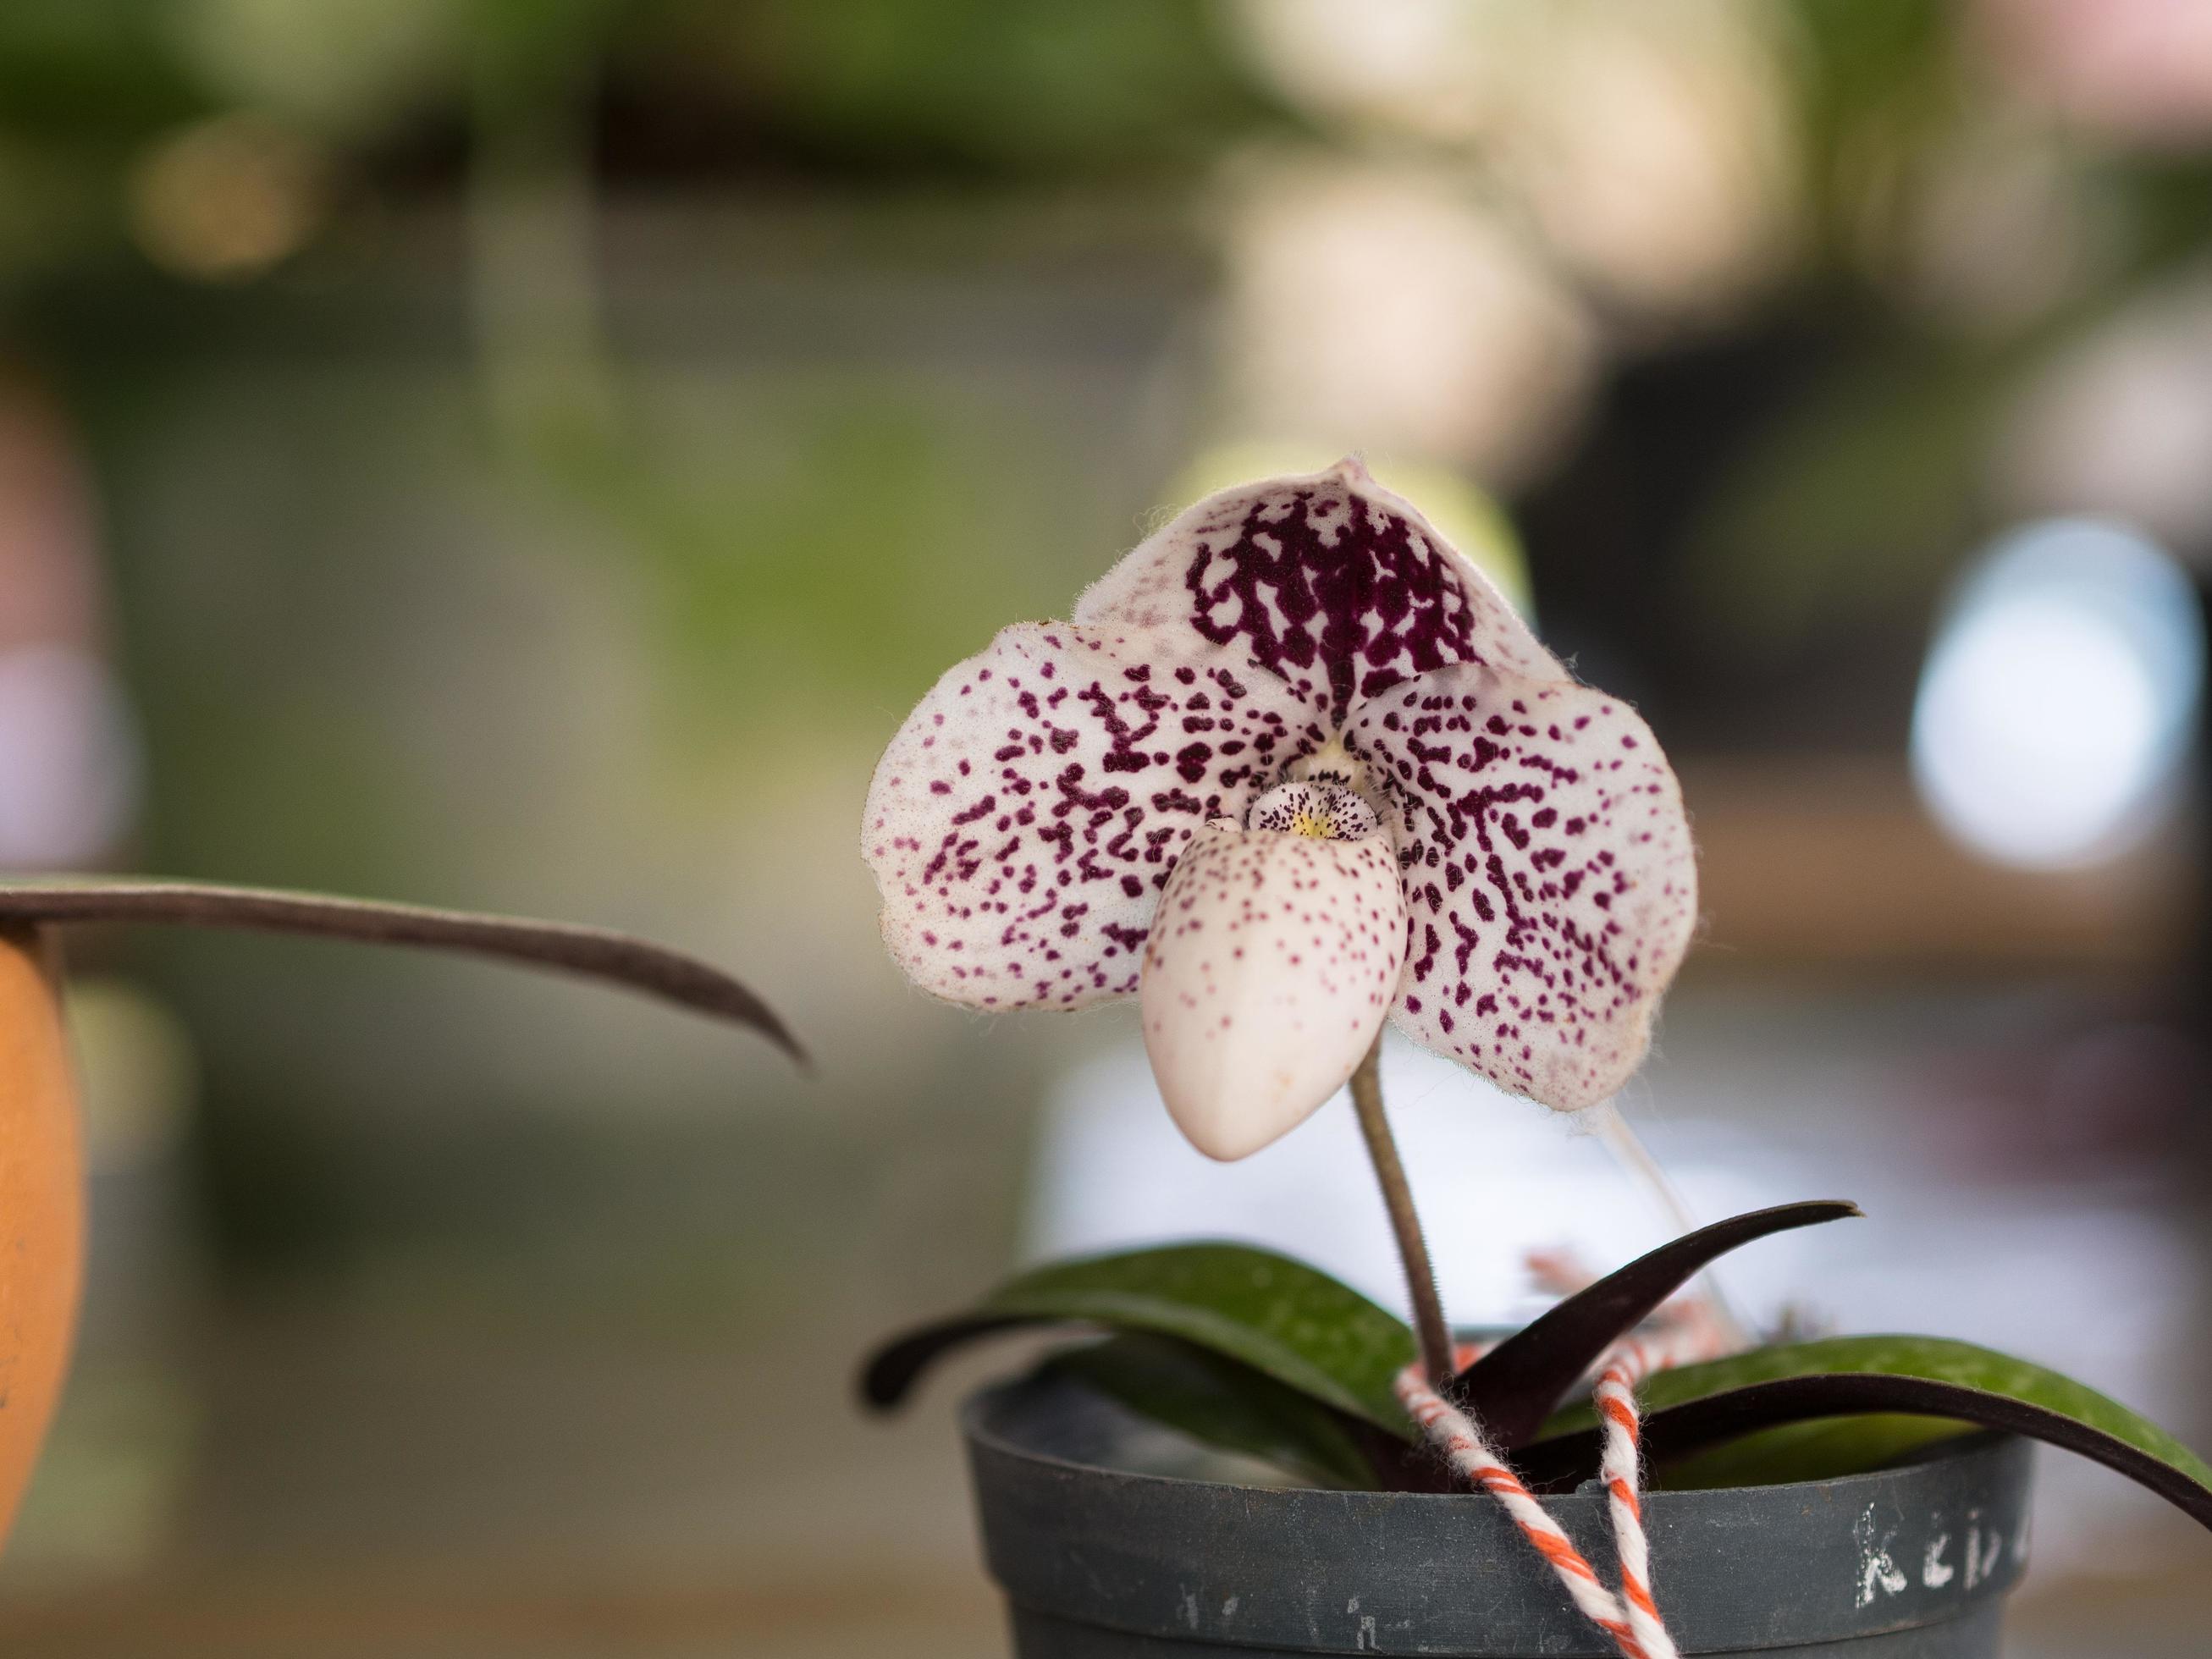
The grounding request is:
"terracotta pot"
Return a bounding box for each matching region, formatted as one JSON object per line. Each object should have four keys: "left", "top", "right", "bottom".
{"left": 0, "top": 923, "right": 84, "bottom": 1546}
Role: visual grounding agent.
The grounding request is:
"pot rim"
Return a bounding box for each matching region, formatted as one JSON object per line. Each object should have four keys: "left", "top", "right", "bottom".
{"left": 961, "top": 1370, "right": 2035, "bottom": 1656}
{"left": 962, "top": 1373, "right": 2011, "bottom": 1506}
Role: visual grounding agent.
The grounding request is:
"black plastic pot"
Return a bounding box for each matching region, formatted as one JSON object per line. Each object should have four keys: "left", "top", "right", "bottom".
{"left": 965, "top": 1372, "right": 2033, "bottom": 1656}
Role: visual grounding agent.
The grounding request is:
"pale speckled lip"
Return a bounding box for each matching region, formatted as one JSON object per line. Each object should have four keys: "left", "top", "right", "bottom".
{"left": 1139, "top": 821, "right": 1406, "bottom": 1160}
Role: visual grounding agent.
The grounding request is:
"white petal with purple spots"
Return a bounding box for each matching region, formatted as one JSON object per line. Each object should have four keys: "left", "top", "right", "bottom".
{"left": 864, "top": 463, "right": 1700, "bottom": 1129}
{"left": 1075, "top": 459, "right": 1558, "bottom": 725}
{"left": 1139, "top": 820, "right": 1408, "bottom": 1160}
{"left": 1348, "top": 663, "right": 1697, "bottom": 1111}
{"left": 863, "top": 622, "right": 1325, "bottom": 1011}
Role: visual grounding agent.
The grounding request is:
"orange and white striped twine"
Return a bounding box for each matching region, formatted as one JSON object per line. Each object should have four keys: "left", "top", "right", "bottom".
{"left": 1396, "top": 1366, "right": 1658, "bottom": 1658}
{"left": 1594, "top": 1337, "right": 1676, "bottom": 1659}
{"left": 1397, "top": 1294, "right": 1727, "bottom": 1659}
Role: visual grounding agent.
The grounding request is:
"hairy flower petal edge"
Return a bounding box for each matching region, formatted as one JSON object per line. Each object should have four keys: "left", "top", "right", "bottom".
{"left": 1139, "top": 822, "right": 1408, "bottom": 1160}
{"left": 863, "top": 622, "right": 1324, "bottom": 1011}
{"left": 1349, "top": 662, "right": 1696, "bottom": 1111}
{"left": 1077, "top": 460, "right": 1558, "bottom": 725}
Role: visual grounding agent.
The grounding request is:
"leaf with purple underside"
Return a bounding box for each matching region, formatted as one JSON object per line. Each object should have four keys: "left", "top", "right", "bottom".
{"left": 1518, "top": 1336, "right": 2212, "bottom": 1530}
{"left": 1456, "top": 1199, "right": 1862, "bottom": 1449}
{"left": 0, "top": 878, "right": 803, "bottom": 1060}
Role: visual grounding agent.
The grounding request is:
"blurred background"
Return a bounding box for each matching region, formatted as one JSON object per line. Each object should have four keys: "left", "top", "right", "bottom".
{"left": 0, "top": 1, "right": 2208, "bottom": 1653}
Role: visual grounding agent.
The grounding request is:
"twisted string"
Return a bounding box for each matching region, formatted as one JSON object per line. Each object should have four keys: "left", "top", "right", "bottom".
{"left": 1398, "top": 1277, "right": 1729, "bottom": 1659}
{"left": 1396, "top": 1366, "right": 1651, "bottom": 1659}
{"left": 1595, "top": 1339, "right": 1678, "bottom": 1659}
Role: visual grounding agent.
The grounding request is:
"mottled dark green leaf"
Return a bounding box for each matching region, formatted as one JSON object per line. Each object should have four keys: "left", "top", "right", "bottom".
{"left": 1523, "top": 1336, "right": 2212, "bottom": 1529}
{"left": 860, "top": 1242, "right": 1415, "bottom": 1431}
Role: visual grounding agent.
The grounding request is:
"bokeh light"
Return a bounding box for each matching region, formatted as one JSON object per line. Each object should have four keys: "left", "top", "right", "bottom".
{"left": 1977, "top": 0, "right": 2212, "bottom": 147}
{"left": 0, "top": 646, "right": 141, "bottom": 869}
{"left": 127, "top": 115, "right": 329, "bottom": 283}
{"left": 1217, "top": 157, "right": 1596, "bottom": 485}
{"left": 1995, "top": 276, "right": 2212, "bottom": 550}
{"left": 1225, "top": 0, "right": 1796, "bottom": 323}
{"left": 1911, "top": 520, "right": 2205, "bottom": 869}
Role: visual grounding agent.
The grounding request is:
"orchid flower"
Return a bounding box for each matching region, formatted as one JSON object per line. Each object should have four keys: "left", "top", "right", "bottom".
{"left": 863, "top": 460, "right": 1696, "bottom": 1163}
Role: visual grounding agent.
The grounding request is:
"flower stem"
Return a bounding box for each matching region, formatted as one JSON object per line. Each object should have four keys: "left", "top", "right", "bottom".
{"left": 1349, "top": 1035, "right": 1454, "bottom": 1392}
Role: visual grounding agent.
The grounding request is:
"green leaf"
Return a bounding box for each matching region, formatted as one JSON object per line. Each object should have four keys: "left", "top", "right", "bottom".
{"left": 1656, "top": 1415, "right": 1974, "bottom": 1491}
{"left": 1526, "top": 1336, "right": 2212, "bottom": 1529}
{"left": 861, "top": 1242, "right": 1415, "bottom": 1433}
{"left": 1044, "top": 1333, "right": 1381, "bottom": 1491}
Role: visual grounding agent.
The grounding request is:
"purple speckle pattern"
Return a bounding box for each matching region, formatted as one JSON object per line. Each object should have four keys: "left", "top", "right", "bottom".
{"left": 1075, "top": 461, "right": 1558, "bottom": 725}
{"left": 1347, "top": 664, "right": 1697, "bottom": 1111}
{"left": 1246, "top": 780, "right": 1379, "bottom": 841}
{"left": 864, "top": 621, "right": 1323, "bottom": 1009}
{"left": 863, "top": 460, "right": 1698, "bottom": 1112}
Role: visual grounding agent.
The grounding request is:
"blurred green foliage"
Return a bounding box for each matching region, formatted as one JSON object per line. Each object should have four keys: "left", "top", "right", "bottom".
{"left": 7, "top": 0, "right": 2206, "bottom": 655}
{"left": 617, "top": 0, "right": 1286, "bottom": 176}
{"left": 0, "top": 0, "right": 1278, "bottom": 298}
{"left": 3, "top": 0, "right": 2208, "bottom": 1284}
